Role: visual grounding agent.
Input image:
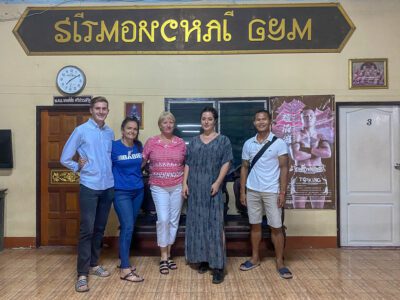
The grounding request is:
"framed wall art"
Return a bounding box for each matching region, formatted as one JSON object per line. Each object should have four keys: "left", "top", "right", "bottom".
{"left": 124, "top": 102, "right": 144, "bottom": 129}
{"left": 349, "top": 58, "right": 388, "bottom": 89}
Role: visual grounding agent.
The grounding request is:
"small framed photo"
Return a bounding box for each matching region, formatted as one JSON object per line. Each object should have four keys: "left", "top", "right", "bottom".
{"left": 124, "top": 102, "right": 144, "bottom": 129}
{"left": 349, "top": 58, "right": 388, "bottom": 89}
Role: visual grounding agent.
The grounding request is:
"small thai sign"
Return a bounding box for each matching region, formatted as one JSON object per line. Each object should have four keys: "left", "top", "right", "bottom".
{"left": 53, "top": 95, "right": 92, "bottom": 105}
{"left": 13, "top": 4, "right": 355, "bottom": 55}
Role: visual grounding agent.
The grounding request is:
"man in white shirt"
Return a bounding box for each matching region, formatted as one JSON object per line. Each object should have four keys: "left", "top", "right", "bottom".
{"left": 239, "top": 110, "right": 292, "bottom": 279}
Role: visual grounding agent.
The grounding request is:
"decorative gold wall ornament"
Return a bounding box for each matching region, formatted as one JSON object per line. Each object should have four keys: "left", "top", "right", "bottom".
{"left": 50, "top": 169, "right": 80, "bottom": 184}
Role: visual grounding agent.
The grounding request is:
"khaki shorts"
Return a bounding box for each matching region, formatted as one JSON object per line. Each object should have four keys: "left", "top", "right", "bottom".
{"left": 246, "top": 189, "right": 282, "bottom": 228}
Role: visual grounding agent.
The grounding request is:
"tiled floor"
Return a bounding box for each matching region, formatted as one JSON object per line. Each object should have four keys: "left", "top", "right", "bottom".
{"left": 1, "top": 247, "right": 399, "bottom": 299}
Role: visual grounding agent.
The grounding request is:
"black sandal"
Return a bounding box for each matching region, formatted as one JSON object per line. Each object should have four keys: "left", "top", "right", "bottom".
{"left": 159, "top": 260, "right": 169, "bottom": 275}
{"left": 167, "top": 257, "right": 177, "bottom": 270}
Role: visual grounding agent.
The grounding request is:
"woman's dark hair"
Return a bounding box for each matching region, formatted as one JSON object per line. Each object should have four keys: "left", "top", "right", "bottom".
{"left": 200, "top": 106, "right": 218, "bottom": 121}
{"left": 121, "top": 116, "right": 143, "bottom": 149}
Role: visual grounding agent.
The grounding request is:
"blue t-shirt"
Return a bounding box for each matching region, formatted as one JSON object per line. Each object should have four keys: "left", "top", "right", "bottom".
{"left": 111, "top": 139, "right": 144, "bottom": 190}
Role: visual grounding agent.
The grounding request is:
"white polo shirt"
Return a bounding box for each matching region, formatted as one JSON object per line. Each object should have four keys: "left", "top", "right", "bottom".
{"left": 242, "top": 132, "right": 288, "bottom": 193}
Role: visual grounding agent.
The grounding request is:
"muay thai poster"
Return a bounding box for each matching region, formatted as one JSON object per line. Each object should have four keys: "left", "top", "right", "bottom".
{"left": 271, "top": 95, "right": 335, "bottom": 209}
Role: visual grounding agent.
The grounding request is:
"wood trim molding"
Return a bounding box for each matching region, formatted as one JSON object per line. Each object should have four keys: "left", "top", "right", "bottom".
{"left": 285, "top": 236, "right": 337, "bottom": 249}
{"left": 3, "top": 236, "right": 336, "bottom": 251}
{"left": 4, "top": 237, "right": 36, "bottom": 248}
{"left": 104, "top": 235, "right": 338, "bottom": 256}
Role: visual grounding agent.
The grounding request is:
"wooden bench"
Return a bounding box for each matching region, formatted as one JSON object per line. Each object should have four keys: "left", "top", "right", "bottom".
{"left": 131, "top": 214, "right": 278, "bottom": 257}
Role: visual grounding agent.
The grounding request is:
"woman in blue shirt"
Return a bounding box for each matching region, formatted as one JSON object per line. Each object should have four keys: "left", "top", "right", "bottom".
{"left": 112, "top": 117, "right": 144, "bottom": 282}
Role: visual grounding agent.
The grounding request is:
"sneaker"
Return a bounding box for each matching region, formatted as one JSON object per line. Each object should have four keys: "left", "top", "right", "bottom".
{"left": 212, "top": 268, "right": 224, "bottom": 284}
{"left": 198, "top": 262, "right": 209, "bottom": 274}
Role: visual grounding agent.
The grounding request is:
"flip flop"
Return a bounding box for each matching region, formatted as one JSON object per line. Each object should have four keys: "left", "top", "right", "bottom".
{"left": 239, "top": 260, "right": 260, "bottom": 271}
{"left": 278, "top": 267, "right": 293, "bottom": 279}
{"left": 120, "top": 271, "right": 144, "bottom": 283}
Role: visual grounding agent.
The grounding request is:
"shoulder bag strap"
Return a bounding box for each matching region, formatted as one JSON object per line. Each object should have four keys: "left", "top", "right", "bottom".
{"left": 248, "top": 136, "right": 278, "bottom": 174}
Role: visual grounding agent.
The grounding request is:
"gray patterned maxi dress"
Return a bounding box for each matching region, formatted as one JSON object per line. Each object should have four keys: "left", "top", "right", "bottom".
{"left": 185, "top": 135, "right": 233, "bottom": 269}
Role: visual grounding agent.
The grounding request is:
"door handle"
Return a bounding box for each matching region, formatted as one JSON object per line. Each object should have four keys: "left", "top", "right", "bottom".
{"left": 395, "top": 163, "right": 400, "bottom": 170}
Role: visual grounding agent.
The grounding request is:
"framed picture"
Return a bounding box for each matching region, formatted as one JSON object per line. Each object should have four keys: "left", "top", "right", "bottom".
{"left": 124, "top": 102, "right": 144, "bottom": 129}
{"left": 349, "top": 58, "right": 388, "bottom": 89}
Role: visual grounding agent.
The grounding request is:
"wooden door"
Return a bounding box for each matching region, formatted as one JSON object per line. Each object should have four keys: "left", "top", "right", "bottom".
{"left": 339, "top": 105, "right": 400, "bottom": 246}
{"left": 40, "top": 109, "right": 91, "bottom": 246}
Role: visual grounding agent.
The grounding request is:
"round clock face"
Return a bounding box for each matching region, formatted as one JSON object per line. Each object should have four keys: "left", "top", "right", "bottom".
{"left": 56, "top": 66, "right": 86, "bottom": 95}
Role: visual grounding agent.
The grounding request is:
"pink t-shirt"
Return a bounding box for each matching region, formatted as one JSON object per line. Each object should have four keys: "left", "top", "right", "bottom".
{"left": 142, "top": 135, "right": 186, "bottom": 187}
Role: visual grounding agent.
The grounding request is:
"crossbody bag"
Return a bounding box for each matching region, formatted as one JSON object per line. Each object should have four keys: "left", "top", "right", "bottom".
{"left": 248, "top": 136, "right": 278, "bottom": 175}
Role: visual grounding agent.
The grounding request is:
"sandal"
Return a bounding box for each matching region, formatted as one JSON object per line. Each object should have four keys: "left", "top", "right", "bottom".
{"left": 159, "top": 260, "right": 169, "bottom": 275}
{"left": 117, "top": 264, "right": 137, "bottom": 272}
{"left": 239, "top": 260, "right": 260, "bottom": 271}
{"left": 120, "top": 271, "right": 144, "bottom": 282}
{"left": 75, "top": 276, "right": 89, "bottom": 293}
{"left": 89, "top": 265, "right": 110, "bottom": 277}
{"left": 278, "top": 267, "right": 293, "bottom": 279}
{"left": 167, "top": 257, "right": 177, "bottom": 270}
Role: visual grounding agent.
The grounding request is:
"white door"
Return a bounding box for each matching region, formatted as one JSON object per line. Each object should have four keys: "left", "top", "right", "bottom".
{"left": 339, "top": 105, "right": 400, "bottom": 246}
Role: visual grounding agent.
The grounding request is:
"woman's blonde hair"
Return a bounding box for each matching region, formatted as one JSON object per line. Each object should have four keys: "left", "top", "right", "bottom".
{"left": 158, "top": 111, "right": 176, "bottom": 128}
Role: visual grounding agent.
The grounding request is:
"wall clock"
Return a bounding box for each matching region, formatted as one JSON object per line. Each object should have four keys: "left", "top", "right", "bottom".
{"left": 56, "top": 65, "right": 86, "bottom": 95}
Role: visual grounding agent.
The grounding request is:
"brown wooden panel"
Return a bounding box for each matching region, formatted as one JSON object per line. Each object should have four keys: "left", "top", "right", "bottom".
{"left": 65, "top": 192, "right": 79, "bottom": 212}
{"left": 48, "top": 193, "right": 60, "bottom": 213}
{"left": 48, "top": 162, "right": 67, "bottom": 169}
{"left": 82, "top": 115, "right": 90, "bottom": 123}
{"left": 47, "top": 136, "right": 62, "bottom": 143}
{"left": 47, "top": 219, "right": 61, "bottom": 239}
{"left": 63, "top": 116, "right": 78, "bottom": 135}
{"left": 48, "top": 142, "right": 60, "bottom": 161}
{"left": 48, "top": 116, "right": 61, "bottom": 135}
{"left": 65, "top": 219, "right": 79, "bottom": 239}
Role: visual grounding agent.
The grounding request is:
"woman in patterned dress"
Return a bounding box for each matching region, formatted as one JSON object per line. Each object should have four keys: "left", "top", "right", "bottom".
{"left": 182, "top": 106, "right": 233, "bottom": 284}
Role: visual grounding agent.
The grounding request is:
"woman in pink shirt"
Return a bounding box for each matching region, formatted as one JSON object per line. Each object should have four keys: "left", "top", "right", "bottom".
{"left": 142, "top": 111, "right": 186, "bottom": 275}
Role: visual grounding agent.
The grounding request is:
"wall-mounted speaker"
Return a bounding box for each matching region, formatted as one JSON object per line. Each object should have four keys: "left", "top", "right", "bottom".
{"left": 0, "top": 130, "right": 13, "bottom": 168}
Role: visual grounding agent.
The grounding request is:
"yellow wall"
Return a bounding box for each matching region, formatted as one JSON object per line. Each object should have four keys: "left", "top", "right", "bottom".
{"left": 0, "top": 0, "right": 399, "bottom": 239}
